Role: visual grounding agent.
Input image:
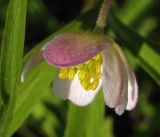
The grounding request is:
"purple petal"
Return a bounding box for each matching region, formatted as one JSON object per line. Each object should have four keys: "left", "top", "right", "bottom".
{"left": 43, "top": 31, "right": 113, "bottom": 67}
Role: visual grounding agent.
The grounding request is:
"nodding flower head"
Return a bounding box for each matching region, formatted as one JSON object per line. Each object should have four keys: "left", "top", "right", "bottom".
{"left": 43, "top": 31, "right": 138, "bottom": 115}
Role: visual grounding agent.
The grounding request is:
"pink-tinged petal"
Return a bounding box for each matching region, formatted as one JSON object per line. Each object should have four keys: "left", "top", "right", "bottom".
{"left": 126, "top": 71, "right": 138, "bottom": 110}
{"left": 43, "top": 31, "right": 113, "bottom": 67}
{"left": 102, "top": 46, "right": 128, "bottom": 115}
{"left": 53, "top": 71, "right": 102, "bottom": 106}
{"left": 114, "top": 46, "right": 138, "bottom": 111}
{"left": 115, "top": 98, "right": 128, "bottom": 115}
{"left": 21, "top": 51, "right": 44, "bottom": 82}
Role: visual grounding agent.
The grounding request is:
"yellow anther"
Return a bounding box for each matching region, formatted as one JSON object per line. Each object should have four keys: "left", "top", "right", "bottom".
{"left": 77, "top": 64, "right": 84, "bottom": 69}
{"left": 87, "top": 61, "right": 95, "bottom": 69}
{"left": 58, "top": 54, "right": 102, "bottom": 91}
{"left": 79, "top": 70, "right": 87, "bottom": 80}
{"left": 68, "top": 68, "right": 76, "bottom": 80}
{"left": 95, "top": 63, "right": 101, "bottom": 73}
{"left": 92, "top": 81, "right": 99, "bottom": 90}
{"left": 82, "top": 80, "right": 89, "bottom": 90}
{"left": 59, "top": 68, "right": 69, "bottom": 79}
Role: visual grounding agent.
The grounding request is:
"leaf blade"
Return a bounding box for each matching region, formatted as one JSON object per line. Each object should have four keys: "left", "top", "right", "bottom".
{"left": 0, "top": 0, "right": 27, "bottom": 136}
{"left": 7, "top": 62, "right": 56, "bottom": 136}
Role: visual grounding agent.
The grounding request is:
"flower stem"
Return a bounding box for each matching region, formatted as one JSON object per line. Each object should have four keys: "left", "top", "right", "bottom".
{"left": 95, "top": 0, "right": 111, "bottom": 32}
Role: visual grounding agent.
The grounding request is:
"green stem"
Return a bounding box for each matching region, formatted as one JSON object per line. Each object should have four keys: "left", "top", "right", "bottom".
{"left": 95, "top": 0, "right": 111, "bottom": 32}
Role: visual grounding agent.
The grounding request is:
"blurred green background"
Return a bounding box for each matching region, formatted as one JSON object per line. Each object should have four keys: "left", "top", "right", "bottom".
{"left": 0, "top": 0, "right": 160, "bottom": 137}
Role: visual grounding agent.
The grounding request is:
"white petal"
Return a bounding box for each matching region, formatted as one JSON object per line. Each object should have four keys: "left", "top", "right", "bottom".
{"left": 126, "top": 72, "right": 138, "bottom": 110}
{"left": 53, "top": 73, "right": 71, "bottom": 99}
{"left": 114, "top": 45, "right": 138, "bottom": 111}
{"left": 53, "top": 72, "right": 102, "bottom": 106}
{"left": 102, "top": 46, "right": 128, "bottom": 115}
{"left": 115, "top": 98, "right": 128, "bottom": 115}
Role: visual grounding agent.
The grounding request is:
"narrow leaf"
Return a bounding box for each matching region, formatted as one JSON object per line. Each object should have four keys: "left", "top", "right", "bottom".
{"left": 118, "top": 0, "right": 153, "bottom": 25}
{"left": 0, "top": 0, "right": 27, "bottom": 136}
{"left": 7, "top": 62, "right": 55, "bottom": 136}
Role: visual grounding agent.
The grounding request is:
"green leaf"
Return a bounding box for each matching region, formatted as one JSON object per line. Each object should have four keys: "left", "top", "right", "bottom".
{"left": 108, "top": 11, "right": 160, "bottom": 85}
{"left": 103, "top": 117, "right": 114, "bottom": 137}
{"left": 0, "top": 0, "right": 27, "bottom": 136}
{"left": 7, "top": 62, "right": 56, "bottom": 137}
{"left": 64, "top": 91, "right": 105, "bottom": 137}
{"left": 30, "top": 95, "right": 61, "bottom": 137}
{"left": 118, "top": 0, "right": 153, "bottom": 25}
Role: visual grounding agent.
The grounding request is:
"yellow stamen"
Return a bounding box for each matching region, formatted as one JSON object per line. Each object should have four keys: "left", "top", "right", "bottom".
{"left": 59, "top": 68, "right": 69, "bottom": 79}
{"left": 59, "top": 54, "right": 102, "bottom": 91}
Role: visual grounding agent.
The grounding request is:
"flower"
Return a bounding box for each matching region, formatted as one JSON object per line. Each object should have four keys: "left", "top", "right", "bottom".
{"left": 43, "top": 31, "right": 138, "bottom": 115}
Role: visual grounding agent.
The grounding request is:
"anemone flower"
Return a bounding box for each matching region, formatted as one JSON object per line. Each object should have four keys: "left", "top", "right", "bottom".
{"left": 43, "top": 31, "right": 138, "bottom": 115}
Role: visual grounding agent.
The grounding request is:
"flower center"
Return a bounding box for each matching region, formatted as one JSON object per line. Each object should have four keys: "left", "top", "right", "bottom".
{"left": 58, "top": 54, "right": 102, "bottom": 91}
